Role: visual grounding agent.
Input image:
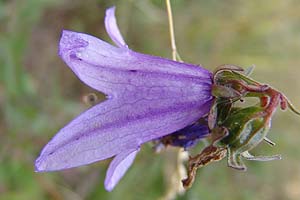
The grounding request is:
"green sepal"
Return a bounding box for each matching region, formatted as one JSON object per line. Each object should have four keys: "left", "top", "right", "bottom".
{"left": 220, "top": 106, "right": 268, "bottom": 152}
{"left": 208, "top": 98, "right": 233, "bottom": 130}
{"left": 227, "top": 148, "right": 246, "bottom": 171}
{"left": 211, "top": 84, "right": 241, "bottom": 98}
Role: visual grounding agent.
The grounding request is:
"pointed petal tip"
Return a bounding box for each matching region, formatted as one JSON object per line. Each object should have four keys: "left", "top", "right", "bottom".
{"left": 58, "top": 30, "right": 89, "bottom": 58}
{"left": 104, "top": 182, "right": 114, "bottom": 192}
{"left": 106, "top": 6, "right": 116, "bottom": 14}
{"left": 104, "top": 149, "right": 139, "bottom": 191}
{"left": 104, "top": 6, "right": 127, "bottom": 48}
{"left": 34, "top": 156, "right": 46, "bottom": 172}
{"left": 58, "top": 30, "right": 67, "bottom": 57}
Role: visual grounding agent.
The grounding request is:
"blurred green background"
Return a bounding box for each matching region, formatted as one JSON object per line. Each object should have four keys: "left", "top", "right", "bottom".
{"left": 1, "top": 0, "right": 300, "bottom": 199}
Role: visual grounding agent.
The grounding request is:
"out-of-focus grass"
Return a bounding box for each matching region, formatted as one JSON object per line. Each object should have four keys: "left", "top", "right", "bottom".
{"left": 1, "top": 0, "right": 300, "bottom": 199}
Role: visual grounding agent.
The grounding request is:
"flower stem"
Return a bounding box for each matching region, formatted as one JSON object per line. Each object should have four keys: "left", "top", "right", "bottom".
{"left": 166, "top": 0, "right": 182, "bottom": 62}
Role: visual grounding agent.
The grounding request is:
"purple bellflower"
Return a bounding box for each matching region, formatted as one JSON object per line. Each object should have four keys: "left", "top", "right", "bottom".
{"left": 35, "top": 7, "right": 213, "bottom": 191}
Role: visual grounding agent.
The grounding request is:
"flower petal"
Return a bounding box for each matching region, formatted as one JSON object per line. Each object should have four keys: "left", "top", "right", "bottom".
{"left": 36, "top": 30, "right": 213, "bottom": 172}
{"left": 104, "top": 148, "right": 140, "bottom": 191}
{"left": 35, "top": 96, "right": 212, "bottom": 172}
{"left": 58, "top": 30, "right": 212, "bottom": 98}
{"left": 105, "top": 6, "right": 127, "bottom": 48}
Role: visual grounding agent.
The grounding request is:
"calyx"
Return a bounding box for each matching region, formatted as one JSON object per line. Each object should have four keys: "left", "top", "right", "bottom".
{"left": 183, "top": 65, "right": 300, "bottom": 189}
